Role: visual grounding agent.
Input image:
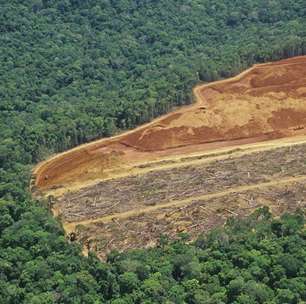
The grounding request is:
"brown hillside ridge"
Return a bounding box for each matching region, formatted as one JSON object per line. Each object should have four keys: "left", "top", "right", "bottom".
{"left": 33, "top": 56, "right": 306, "bottom": 196}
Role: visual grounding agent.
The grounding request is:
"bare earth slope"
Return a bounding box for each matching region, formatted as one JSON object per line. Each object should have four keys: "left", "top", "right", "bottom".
{"left": 33, "top": 56, "right": 306, "bottom": 194}
{"left": 32, "top": 56, "right": 306, "bottom": 258}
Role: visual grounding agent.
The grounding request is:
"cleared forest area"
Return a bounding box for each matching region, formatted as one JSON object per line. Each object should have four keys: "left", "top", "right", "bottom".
{"left": 54, "top": 142, "right": 306, "bottom": 258}
{"left": 77, "top": 180, "right": 305, "bottom": 259}
{"left": 30, "top": 57, "right": 306, "bottom": 259}
{"left": 58, "top": 143, "right": 306, "bottom": 223}
{"left": 33, "top": 56, "right": 306, "bottom": 194}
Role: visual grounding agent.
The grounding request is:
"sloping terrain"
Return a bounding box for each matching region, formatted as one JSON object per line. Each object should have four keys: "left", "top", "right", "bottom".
{"left": 33, "top": 56, "right": 306, "bottom": 195}
{"left": 32, "top": 56, "right": 306, "bottom": 258}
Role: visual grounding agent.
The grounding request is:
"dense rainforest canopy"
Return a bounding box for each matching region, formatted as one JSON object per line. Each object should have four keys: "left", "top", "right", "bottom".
{"left": 0, "top": 0, "right": 306, "bottom": 303}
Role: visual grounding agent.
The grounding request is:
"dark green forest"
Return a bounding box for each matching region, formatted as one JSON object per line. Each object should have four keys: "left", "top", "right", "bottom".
{"left": 1, "top": 0, "right": 306, "bottom": 303}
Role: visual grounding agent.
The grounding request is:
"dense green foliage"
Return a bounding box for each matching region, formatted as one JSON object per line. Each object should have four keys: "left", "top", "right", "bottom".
{"left": 1, "top": 0, "right": 306, "bottom": 303}
{"left": 108, "top": 208, "right": 306, "bottom": 304}
{"left": 1, "top": 203, "right": 306, "bottom": 303}
{"left": 1, "top": 0, "right": 306, "bottom": 168}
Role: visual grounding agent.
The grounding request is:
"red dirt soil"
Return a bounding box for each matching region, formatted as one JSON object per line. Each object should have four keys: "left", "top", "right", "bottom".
{"left": 33, "top": 56, "right": 306, "bottom": 193}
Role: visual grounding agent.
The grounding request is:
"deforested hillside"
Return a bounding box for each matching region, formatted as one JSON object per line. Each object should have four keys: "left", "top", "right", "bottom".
{"left": 33, "top": 56, "right": 306, "bottom": 194}
{"left": 60, "top": 141, "right": 306, "bottom": 259}
{"left": 1, "top": 0, "right": 306, "bottom": 169}
{"left": 1, "top": 1, "right": 306, "bottom": 303}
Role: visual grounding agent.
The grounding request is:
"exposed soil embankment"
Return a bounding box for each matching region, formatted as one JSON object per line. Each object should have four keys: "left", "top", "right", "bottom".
{"left": 33, "top": 56, "right": 306, "bottom": 195}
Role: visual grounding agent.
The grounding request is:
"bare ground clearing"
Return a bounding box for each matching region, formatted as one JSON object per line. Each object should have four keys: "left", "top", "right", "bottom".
{"left": 54, "top": 142, "right": 306, "bottom": 258}
{"left": 76, "top": 180, "right": 306, "bottom": 259}
{"left": 33, "top": 56, "right": 306, "bottom": 194}
{"left": 57, "top": 143, "right": 306, "bottom": 224}
{"left": 32, "top": 56, "right": 306, "bottom": 259}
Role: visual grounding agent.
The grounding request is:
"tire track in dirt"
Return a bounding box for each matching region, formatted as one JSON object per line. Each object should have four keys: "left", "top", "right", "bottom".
{"left": 64, "top": 174, "right": 306, "bottom": 233}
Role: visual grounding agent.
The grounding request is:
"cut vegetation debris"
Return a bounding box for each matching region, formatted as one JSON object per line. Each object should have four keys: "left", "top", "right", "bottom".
{"left": 32, "top": 57, "right": 306, "bottom": 259}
